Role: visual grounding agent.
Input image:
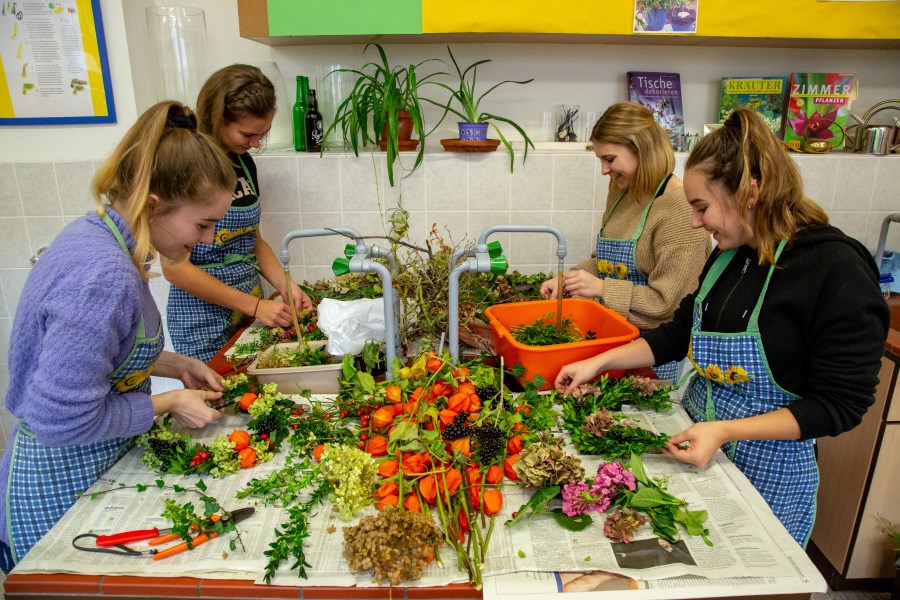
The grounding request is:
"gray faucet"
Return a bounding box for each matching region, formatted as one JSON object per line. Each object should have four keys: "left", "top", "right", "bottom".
{"left": 448, "top": 225, "right": 568, "bottom": 363}
{"left": 280, "top": 228, "right": 397, "bottom": 379}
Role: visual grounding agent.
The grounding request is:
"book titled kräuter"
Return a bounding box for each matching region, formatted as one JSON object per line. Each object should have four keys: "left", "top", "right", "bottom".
{"left": 718, "top": 76, "right": 788, "bottom": 136}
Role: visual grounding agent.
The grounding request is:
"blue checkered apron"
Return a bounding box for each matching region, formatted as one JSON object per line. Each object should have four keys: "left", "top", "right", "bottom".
{"left": 682, "top": 240, "right": 817, "bottom": 546}
{"left": 4, "top": 213, "right": 164, "bottom": 562}
{"left": 168, "top": 154, "right": 263, "bottom": 362}
{"left": 597, "top": 179, "right": 678, "bottom": 381}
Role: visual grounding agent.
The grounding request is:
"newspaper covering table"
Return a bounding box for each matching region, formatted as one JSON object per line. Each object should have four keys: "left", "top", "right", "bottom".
{"left": 12, "top": 393, "right": 826, "bottom": 596}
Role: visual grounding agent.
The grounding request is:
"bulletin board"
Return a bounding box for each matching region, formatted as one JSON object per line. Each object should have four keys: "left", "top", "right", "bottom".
{"left": 0, "top": 0, "right": 116, "bottom": 125}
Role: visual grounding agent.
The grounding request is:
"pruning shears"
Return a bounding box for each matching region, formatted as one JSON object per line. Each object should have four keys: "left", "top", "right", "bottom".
{"left": 72, "top": 507, "right": 255, "bottom": 560}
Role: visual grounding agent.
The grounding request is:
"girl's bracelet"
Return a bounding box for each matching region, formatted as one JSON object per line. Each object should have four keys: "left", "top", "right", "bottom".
{"left": 252, "top": 296, "right": 261, "bottom": 318}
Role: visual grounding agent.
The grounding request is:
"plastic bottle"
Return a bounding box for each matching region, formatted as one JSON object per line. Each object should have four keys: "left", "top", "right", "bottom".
{"left": 292, "top": 75, "right": 309, "bottom": 151}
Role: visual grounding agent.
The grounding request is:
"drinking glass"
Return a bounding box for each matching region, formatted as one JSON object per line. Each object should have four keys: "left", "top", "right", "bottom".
{"left": 316, "top": 64, "right": 359, "bottom": 148}
{"left": 250, "top": 61, "right": 292, "bottom": 150}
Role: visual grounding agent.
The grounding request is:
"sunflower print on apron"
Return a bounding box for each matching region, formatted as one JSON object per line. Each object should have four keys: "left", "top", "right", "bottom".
{"left": 682, "top": 240, "right": 817, "bottom": 546}
{"left": 596, "top": 177, "right": 678, "bottom": 381}
{"left": 3, "top": 213, "right": 164, "bottom": 563}
{"left": 168, "top": 154, "right": 263, "bottom": 362}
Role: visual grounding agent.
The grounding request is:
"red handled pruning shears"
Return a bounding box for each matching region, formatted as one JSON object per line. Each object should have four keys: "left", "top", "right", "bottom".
{"left": 72, "top": 507, "right": 255, "bottom": 560}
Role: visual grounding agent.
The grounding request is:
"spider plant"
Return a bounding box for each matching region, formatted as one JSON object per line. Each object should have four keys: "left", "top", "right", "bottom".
{"left": 321, "top": 44, "right": 442, "bottom": 186}
{"left": 424, "top": 46, "right": 535, "bottom": 171}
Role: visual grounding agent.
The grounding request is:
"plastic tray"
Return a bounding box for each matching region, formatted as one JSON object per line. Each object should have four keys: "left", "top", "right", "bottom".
{"left": 484, "top": 299, "right": 639, "bottom": 391}
{"left": 247, "top": 341, "right": 343, "bottom": 394}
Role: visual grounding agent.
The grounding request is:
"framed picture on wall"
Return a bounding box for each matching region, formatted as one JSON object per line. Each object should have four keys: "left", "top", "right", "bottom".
{"left": 0, "top": 0, "right": 116, "bottom": 125}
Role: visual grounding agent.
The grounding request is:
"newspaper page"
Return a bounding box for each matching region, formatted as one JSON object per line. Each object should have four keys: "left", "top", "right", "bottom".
{"left": 13, "top": 394, "right": 825, "bottom": 595}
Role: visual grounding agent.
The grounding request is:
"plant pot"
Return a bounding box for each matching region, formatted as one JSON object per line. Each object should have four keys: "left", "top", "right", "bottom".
{"left": 644, "top": 7, "right": 668, "bottom": 31}
{"left": 458, "top": 122, "right": 489, "bottom": 141}
{"left": 382, "top": 110, "right": 414, "bottom": 142}
{"left": 669, "top": 8, "right": 696, "bottom": 31}
{"left": 247, "top": 341, "right": 343, "bottom": 394}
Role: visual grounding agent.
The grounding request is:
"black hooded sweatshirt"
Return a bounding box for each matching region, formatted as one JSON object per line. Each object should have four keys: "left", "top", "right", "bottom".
{"left": 643, "top": 225, "right": 890, "bottom": 439}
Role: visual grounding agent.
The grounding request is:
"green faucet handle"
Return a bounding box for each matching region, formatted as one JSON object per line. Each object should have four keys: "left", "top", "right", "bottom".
{"left": 487, "top": 240, "right": 503, "bottom": 258}
{"left": 490, "top": 255, "right": 508, "bottom": 273}
{"left": 332, "top": 257, "right": 351, "bottom": 276}
{"left": 344, "top": 244, "right": 356, "bottom": 258}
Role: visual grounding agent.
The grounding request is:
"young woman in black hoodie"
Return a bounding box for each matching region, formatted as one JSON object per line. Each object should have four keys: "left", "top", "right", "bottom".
{"left": 555, "top": 109, "right": 890, "bottom": 547}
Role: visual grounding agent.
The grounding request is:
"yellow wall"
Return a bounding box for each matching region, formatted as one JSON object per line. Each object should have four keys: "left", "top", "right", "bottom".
{"left": 422, "top": 0, "right": 900, "bottom": 39}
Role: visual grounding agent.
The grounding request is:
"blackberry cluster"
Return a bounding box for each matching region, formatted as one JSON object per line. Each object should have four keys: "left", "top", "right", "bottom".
{"left": 255, "top": 414, "right": 278, "bottom": 435}
{"left": 441, "top": 411, "right": 472, "bottom": 441}
{"left": 147, "top": 438, "right": 184, "bottom": 472}
{"left": 473, "top": 424, "right": 506, "bottom": 464}
{"left": 571, "top": 398, "right": 590, "bottom": 414}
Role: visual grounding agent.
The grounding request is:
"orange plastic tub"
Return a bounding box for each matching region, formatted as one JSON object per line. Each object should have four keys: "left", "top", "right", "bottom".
{"left": 484, "top": 299, "right": 639, "bottom": 391}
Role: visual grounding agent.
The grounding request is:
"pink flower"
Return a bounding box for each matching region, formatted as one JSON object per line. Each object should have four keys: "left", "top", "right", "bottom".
{"left": 788, "top": 107, "right": 839, "bottom": 140}
{"left": 562, "top": 481, "right": 603, "bottom": 516}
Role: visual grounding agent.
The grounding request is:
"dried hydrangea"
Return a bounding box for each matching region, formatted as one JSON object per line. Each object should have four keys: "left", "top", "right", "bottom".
{"left": 604, "top": 508, "right": 649, "bottom": 543}
{"left": 582, "top": 408, "right": 637, "bottom": 438}
{"left": 561, "top": 481, "right": 604, "bottom": 516}
{"left": 343, "top": 505, "right": 443, "bottom": 585}
{"left": 629, "top": 376, "right": 659, "bottom": 397}
{"left": 319, "top": 444, "right": 378, "bottom": 520}
{"left": 513, "top": 432, "right": 584, "bottom": 487}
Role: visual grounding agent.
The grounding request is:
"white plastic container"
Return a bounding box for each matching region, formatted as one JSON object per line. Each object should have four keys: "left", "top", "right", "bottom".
{"left": 247, "top": 341, "right": 343, "bottom": 394}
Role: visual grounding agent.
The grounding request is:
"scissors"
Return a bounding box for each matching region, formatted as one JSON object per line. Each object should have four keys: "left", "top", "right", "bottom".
{"left": 72, "top": 507, "right": 255, "bottom": 560}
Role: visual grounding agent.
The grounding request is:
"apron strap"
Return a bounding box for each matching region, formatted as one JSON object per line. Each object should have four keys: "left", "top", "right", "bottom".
{"left": 599, "top": 175, "right": 670, "bottom": 240}
{"left": 100, "top": 212, "right": 131, "bottom": 256}
{"left": 746, "top": 240, "right": 788, "bottom": 334}
{"left": 197, "top": 253, "right": 260, "bottom": 271}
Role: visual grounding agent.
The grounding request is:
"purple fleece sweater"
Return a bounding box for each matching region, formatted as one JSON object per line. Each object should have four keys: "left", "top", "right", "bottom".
{"left": 0, "top": 208, "right": 157, "bottom": 544}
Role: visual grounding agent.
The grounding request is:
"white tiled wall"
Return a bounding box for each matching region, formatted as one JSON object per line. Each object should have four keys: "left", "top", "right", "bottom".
{"left": 0, "top": 151, "right": 898, "bottom": 455}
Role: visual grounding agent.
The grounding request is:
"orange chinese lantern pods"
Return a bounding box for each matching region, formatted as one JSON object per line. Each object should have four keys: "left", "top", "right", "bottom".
{"left": 411, "top": 386, "right": 426, "bottom": 402}
{"left": 504, "top": 454, "right": 520, "bottom": 481}
{"left": 371, "top": 406, "right": 395, "bottom": 432}
{"left": 418, "top": 476, "right": 437, "bottom": 505}
{"left": 451, "top": 437, "right": 471, "bottom": 457}
{"left": 238, "top": 447, "right": 257, "bottom": 468}
{"left": 447, "top": 392, "right": 470, "bottom": 413}
{"left": 457, "top": 381, "right": 475, "bottom": 395}
{"left": 483, "top": 489, "right": 503, "bottom": 516}
{"left": 378, "top": 459, "right": 399, "bottom": 478}
{"left": 402, "top": 453, "right": 427, "bottom": 475}
{"left": 467, "top": 395, "right": 482, "bottom": 413}
{"left": 506, "top": 435, "right": 524, "bottom": 455}
{"left": 377, "top": 494, "right": 399, "bottom": 511}
{"left": 439, "top": 409, "right": 459, "bottom": 426}
{"left": 238, "top": 392, "right": 257, "bottom": 411}
{"left": 466, "top": 465, "right": 483, "bottom": 485}
{"left": 440, "top": 468, "right": 463, "bottom": 500}
{"left": 403, "top": 401, "right": 418, "bottom": 415}
{"left": 432, "top": 382, "right": 449, "bottom": 399}
{"left": 425, "top": 357, "right": 443, "bottom": 372}
{"left": 469, "top": 486, "right": 481, "bottom": 509}
{"left": 385, "top": 384, "right": 403, "bottom": 403}
{"left": 228, "top": 429, "right": 251, "bottom": 452}
{"left": 404, "top": 493, "right": 421, "bottom": 512}
{"left": 312, "top": 443, "right": 326, "bottom": 462}
{"left": 366, "top": 435, "right": 388, "bottom": 457}
{"left": 375, "top": 480, "right": 398, "bottom": 499}
{"left": 486, "top": 465, "right": 503, "bottom": 484}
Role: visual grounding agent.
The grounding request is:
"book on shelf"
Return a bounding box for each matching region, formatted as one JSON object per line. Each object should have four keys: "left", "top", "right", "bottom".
{"left": 626, "top": 71, "right": 684, "bottom": 145}
{"left": 783, "top": 72, "right": 857, "bottom": 152}
{"left": 718, "top": 76, "right": 788, "bottom": 136}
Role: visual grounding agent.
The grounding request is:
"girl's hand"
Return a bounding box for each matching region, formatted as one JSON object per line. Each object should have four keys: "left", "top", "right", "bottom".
{"left": 153, "top": 389, "right": 224, "bottom": 428}
{"left": 563, "top": 269, "right": 604, "bottom": 299}
{"left": 177, "top": 355, "right": 224, "bottom": 391}
{"left": 254, "top": 298, "right": 295, "bottom": 328}
{"left": 540, "top": 277, "right": 560, "bottom": 300}
{"left": 554, "top": 356, "right": 603, "bottom": 395}
{"left": 662, "top": 421, "right": 729, "bottom": 468}
{"left": 278, "top": 282, "right": 313, "bottom": 312}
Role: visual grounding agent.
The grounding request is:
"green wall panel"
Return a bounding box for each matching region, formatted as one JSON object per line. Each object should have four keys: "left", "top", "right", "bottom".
{"left": 267, "top": 0, "right": 422, "bottom": 36}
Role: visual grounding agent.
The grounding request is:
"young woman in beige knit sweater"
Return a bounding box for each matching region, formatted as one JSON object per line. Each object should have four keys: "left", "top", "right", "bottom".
{"left": 541, "top": 102, "right": 711, "bottom": 380}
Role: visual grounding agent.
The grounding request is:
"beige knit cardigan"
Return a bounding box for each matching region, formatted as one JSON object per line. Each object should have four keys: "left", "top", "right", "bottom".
{"left": 574, "top": 181, "right": 712, "bottom": 330}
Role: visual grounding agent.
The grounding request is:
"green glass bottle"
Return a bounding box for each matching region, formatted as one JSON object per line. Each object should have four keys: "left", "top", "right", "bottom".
{"left": 293, "top": 75, "right": 309, "bottom": 151}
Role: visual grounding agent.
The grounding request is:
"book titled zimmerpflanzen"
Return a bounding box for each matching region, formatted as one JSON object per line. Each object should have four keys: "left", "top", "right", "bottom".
{"left": 783, "top": 72, "right": 856, "bottom": 152}
{"left": 718, "top": 76, "right": 788, "bottom": 136}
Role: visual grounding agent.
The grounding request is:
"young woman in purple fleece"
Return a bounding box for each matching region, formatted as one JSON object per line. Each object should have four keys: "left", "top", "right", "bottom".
{"left": 0, "top": 101, "right": 236, "bottom": 571}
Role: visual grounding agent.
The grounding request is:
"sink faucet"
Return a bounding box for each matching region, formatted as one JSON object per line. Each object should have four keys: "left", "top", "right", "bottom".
{"left": 447, "top": 225, "right": 568, "bottom": 363}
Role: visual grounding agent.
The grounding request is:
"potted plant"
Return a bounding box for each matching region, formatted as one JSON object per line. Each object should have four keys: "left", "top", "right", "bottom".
{"left": 637, "top": 0, "right": 675, "bottom": 31}
{"left": 322, "top": 44, "right": 441, "bottom": 186}
{"left": 424, "top": 47, "right": 535, "bottom": 171}
{"left": 668, "top": 4, "right": 697, "bottom": 32}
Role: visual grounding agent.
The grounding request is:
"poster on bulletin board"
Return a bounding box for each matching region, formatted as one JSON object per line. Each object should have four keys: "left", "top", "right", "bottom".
{"left": 0, "top": 0, "right": 116, "bottom": 125}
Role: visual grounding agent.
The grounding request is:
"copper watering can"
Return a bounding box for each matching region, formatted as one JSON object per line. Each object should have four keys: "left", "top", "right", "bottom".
{"left": 844, "top": 99, "right": 900, "bottom": 155}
